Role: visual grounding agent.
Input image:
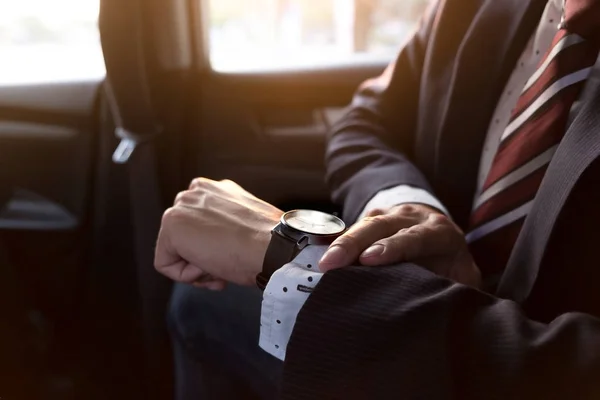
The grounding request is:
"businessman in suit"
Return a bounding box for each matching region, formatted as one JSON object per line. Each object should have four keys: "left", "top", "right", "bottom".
{"left": 160, "top": 0, "right": 600, "bottom": 398}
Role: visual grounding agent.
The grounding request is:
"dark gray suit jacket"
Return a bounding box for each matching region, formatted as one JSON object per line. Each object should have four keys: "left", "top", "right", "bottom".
{"left": 281, "top": 0, "right": 600, "bottom": 398}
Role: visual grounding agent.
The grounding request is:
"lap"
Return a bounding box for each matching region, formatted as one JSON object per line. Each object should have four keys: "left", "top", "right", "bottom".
{"left": 168, "top": 282, "right": 283, "bottom": 397}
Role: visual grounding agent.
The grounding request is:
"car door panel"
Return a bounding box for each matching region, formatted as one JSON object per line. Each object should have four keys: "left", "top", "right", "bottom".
{"left": 0, "top": 80, "right": 101, "bottom": 226}
{"left": 0, "top": 78, "right": 102, "bottom": 398}
{"left": 194, "top": 65, "right": 384, "bottom": 210}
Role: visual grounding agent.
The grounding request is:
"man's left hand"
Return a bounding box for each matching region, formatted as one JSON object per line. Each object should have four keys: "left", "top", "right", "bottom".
{"left": 154, "top": 178, "right": 283, "bottom": 289}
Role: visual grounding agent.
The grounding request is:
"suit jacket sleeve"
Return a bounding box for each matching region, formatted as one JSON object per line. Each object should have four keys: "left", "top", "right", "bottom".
{"left": 281, "top": 264, "right": 600, "bottom": 399}
{"left": 326, "top": 2, "right": 440, "bottom": 223}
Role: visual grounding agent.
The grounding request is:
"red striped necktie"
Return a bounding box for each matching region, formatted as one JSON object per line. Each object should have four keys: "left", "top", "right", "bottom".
{"left": 467, "top": 0, "right": 600, "bottom": 277}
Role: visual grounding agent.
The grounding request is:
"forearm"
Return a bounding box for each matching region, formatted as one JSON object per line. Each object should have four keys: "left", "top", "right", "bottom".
{"left": 327, "top": 136, "right": 436, "bottom": 222}
{"left": 282, "top": 264, "right": 600, "bottom": 399}
{"left": 325, "top": 1, "right": 440, "bottom": 223}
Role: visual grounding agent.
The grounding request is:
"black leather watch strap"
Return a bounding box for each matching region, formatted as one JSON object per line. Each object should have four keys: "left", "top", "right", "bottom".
{"left": 256, "top": 229, "right": 302, "bottom": 290}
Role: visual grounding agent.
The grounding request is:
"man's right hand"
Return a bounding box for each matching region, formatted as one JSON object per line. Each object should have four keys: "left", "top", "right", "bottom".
{"left": 319, "top": 204, "right": 481, "bottom": 288}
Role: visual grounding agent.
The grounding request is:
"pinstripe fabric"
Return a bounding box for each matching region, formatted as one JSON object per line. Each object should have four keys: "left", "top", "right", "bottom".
{"left": 282, "top": 265, "right": 600, "bottom": 399}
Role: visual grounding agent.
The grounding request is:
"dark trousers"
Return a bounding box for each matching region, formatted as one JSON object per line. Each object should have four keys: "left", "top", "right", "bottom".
{"left": 168, "top": 283, "right": 284, "bottom": 399}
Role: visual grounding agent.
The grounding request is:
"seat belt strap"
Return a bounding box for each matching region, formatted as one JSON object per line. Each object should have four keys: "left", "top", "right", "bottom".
{"left": 99, "top": 0, "right": 173, "bottom": 396}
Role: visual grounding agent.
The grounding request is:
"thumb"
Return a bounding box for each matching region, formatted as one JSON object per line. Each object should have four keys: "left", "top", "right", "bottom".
{"left": 157, "top": 259, "right": 207, "bottom": 283}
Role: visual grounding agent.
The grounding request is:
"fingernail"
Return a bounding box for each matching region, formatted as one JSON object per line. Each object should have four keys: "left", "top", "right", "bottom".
{"left": 361, "top": 244, "right": 385, "bottom": 258}
{"left": 319, "top": 246, "right": 347, "bottom": 268}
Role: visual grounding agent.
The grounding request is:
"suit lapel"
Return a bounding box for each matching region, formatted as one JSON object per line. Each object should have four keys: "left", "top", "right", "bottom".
{"left": 498, "top": 75, "right": 600, "bottom": 303}
{"left": 429, "top": 0, "right": 546, "bottom": 228}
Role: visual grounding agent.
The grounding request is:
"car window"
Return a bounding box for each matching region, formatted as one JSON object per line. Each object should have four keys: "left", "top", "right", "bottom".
{"left": 205, "top": 0, "right": 430, "bottom": 72}
{"left": 0, "top": 0, "right": 104, "bottom": 85}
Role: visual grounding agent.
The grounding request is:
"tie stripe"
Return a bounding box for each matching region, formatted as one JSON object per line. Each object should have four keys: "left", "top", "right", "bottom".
{"left": 512, "top": 37, "right": 588, "bottom": 117}
{"left": 467, "top": 24, "right": 599, "bottom": 277}
{"left": 467, "top": 201, "right": 534, "bottom": 243}
{"left": 501, "top": 66, "right": 593, "bottom": 142}
{"left": 536, "top": 28, "right": 570, "bottom": 65}
{"left": 482, "top": 87, "right": 579, "bottom": 190}
{"left": 473, "top": 145, "right": 556, "bottom": 210}
{"left": 470, "top": 166, "right": 547, "bottom": 230}
{"left": 520, "top": 34, "right": 583, "bottom": 93}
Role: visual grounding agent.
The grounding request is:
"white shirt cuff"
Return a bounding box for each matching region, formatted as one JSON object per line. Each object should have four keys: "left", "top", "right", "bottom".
{"left": 259, "top": 245, "right": 327, "bottom": 361}
{"left": 358, "top": 185, "right": 450, "bottom": 220}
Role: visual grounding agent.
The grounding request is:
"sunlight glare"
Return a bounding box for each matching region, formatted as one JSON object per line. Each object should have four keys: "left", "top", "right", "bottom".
{"left": 0, "top": 0, "right": 104, "bottom": 84}
{"left": 0, "top": 0, "right": 99, "bottom": 23}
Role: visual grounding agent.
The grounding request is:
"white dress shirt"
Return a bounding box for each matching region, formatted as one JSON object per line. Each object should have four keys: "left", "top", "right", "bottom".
{"left": 259, "top": 245, "right": 328, "bottom": 360}
{"left": 260, "top": 0, "right": 567, "bottom": 361}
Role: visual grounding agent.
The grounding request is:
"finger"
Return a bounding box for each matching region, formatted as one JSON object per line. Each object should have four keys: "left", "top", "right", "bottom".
{"left": 319, "top": 214, "right": 411, "bottom": 272}
{"left": 359, "top": 215, "right": 458, "bottom": 266}
{"left": 154, "top": 210, "right": 206, "bottom": 283}
{"left": 174, "top": 190, "right": 194, "bottom": 206}
{"left": 156, "top": 259, "right": 207, "bottom": 283}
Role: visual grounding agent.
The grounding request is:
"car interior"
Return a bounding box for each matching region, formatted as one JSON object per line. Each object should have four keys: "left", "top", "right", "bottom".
{"left": 0, "top": 0, "right": 426, "bottom": 398}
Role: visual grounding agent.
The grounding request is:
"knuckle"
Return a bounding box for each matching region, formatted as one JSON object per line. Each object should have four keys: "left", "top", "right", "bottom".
{"left": 406, "top": 224, "right": 429, "bottom": 238}
{"left": 190, "top": 177, "right": 209, "bottom": 189}
{"left": 161, "top": 207, "right": 182, "bottom": 226}
{"left": 397, "top": 227, "right": 412, "bottom": 236}
{"left": 428, "top": 213, "right": 450, "bottom": 227}
{"left": 394, "top": 203, "right": 416, "bottom": 215}
{"left": 174, "top": 190, "right": 192, "bottom": 204}
{"left": 220, "top": 179, "right": 242, "bottom": 191}
{"left": 174, "top": 191, "right": 185, "bottom": 204}
{"left": 428, "top": 214, "right": 463, "bottom": 236}
{"left": 366, "top": 208, "right": 385, "bottom": 217}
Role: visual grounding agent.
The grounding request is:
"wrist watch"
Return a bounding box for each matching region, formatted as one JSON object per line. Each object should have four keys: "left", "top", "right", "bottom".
{"left": 256, "top": 209, "right": 346, "bottom": 290}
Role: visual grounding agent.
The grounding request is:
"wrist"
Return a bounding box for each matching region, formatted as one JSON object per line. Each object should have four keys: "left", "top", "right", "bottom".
{"left": 246, "top": 213, "right": 281, "bottom": 285}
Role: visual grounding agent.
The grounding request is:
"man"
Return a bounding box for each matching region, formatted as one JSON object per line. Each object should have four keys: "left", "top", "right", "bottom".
{"left": 161, "top": 0, "right": 600, "bottom": 398}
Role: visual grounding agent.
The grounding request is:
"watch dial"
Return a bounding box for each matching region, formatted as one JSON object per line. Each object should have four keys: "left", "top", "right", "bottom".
{"left": 282, "top": 210, "right": 345, "bottom": 235}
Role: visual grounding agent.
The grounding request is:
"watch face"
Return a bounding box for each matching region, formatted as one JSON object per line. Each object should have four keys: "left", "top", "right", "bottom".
{"left": 282, "top": 210, "right": 345, "bottom": 236}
